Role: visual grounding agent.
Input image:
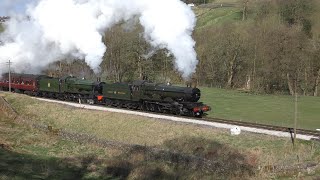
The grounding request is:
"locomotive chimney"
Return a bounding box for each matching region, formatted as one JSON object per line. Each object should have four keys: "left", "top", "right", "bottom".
{"left": 97, "top": 77, "right": 101, "bottom": 82}
{"left": 186, "top": 77, "right": 197, "bottom": 88}
{"left": 186, "top": 80, "right": 191, "bottom": 87}
{"left": 191, "top": 77, "right": 197, "bottom": 88}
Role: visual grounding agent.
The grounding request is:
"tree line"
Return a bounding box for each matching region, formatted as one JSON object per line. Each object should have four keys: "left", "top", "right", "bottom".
{"left": 195, "top": 0, "right": 320, "bottom": 96}
{"left": 3, "top": 0, "right": 320, "bottom": 96}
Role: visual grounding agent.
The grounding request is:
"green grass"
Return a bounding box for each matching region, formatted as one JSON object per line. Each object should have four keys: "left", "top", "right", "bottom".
{"left": 196, "top": 7, "right": 242, "bottom": 28}
{"left": 1, "top": 92, "right": 320, "bottom": 178}
{"left": 0, "top": 112, "right": 117, "bottom": 179}
{"left": 193, "top": 0, "right": 243, "bottom": 28}
{"left": 200, "top": 87, "right": 320, "bottom": 130}
{"left": 2, "top": 93, "right": 320, "bottom": 161}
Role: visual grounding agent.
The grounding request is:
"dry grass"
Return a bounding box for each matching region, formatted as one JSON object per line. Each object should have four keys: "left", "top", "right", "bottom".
{"left": 1, "top": 92, "right": 320, "bottom": 178}
{"left": 5, "top": 93, "right": 228, "bottom": 146}
{"left": 0, "top": 104, "right": 123, "bottom": 179}
{"left": 0, "top": 108, "right": 254, "bottom": 179}
{"left": 0, "top": 111, "right": 112, "bottom": 158}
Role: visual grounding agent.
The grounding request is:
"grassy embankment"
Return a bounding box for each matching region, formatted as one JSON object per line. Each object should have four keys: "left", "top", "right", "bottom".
{"left": 1, "top": 92, "right": 320, "bottom": 179}
{"left": 0, "top": 96, "right": 115, "bottom": 179}
{"left": 200, "top": 87, "right": 320, "bottom": 130}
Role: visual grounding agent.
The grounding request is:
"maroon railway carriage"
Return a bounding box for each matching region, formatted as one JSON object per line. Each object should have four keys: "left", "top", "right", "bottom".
{"left": 0, "top": 73, "right": 42, "bottom": 93}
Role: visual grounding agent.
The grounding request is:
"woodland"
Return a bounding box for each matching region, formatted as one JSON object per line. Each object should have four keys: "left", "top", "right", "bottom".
{"left": 2, "top": 0, "right": 320, "bottom": 96}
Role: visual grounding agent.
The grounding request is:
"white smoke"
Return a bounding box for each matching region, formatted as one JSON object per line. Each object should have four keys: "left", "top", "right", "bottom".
{"left": 0, "top": 0, "right": 197, "bottom": 79}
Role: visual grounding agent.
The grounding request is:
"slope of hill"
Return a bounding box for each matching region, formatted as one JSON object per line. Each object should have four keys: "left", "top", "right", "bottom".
{"left": 195, "top": 7, "right": 241, "bottom": 28}
{"left": 194, "top": 1, "right": 242, "bottom": 28}
{"left": 1, "top": 92, "right": 320, "bottom": 179}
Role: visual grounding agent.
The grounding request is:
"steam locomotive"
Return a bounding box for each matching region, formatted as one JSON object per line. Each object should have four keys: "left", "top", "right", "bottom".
{"left": 0, "top": 73, "right": 211, "bottom": 117}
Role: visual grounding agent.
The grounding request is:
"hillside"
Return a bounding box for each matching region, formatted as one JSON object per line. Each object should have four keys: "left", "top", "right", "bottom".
{"left": 194, "top": 1, "right": 242, "bottom": 28}
{"left": 1, "top": 92, "right": 320, "bottom": 179}
{"left": 195, "top": 6, "right": 241, "bottom": 28}
{"left": 1, "top": 0, "right": 320, "bottom": 97}
{"left": 1, "top": 2, "right": 320, "bottom": 177}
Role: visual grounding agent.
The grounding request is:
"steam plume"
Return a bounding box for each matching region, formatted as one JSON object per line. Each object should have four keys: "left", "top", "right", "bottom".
{"left": 0, "top": 0, "right": 197, "bottom": 79}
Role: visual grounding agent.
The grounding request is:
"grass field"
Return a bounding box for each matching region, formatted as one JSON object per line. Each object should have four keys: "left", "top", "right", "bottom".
{"left": 1, "top": 92, "right": 320, "bottom": 179}
{"left": 193, "top": 0, "right": 242, "bottom": 28}
{"left": 200, "top": 87, "right": 320, "bottom": 130}
{"left": 196, "top": 7, "right": 242, "bottom": 28}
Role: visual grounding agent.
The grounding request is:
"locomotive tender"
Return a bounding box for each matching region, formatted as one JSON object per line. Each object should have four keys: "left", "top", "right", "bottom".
{"left": 0, "top": 73, "right": 211, "bottom": 117}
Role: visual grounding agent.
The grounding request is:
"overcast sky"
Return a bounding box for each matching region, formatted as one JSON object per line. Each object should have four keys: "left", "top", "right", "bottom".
{"left": 0, "top": 0, "right": 35, "bottom": 16}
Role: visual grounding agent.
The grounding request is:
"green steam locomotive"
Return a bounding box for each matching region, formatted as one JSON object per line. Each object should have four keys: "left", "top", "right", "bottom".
{"left": 0, "top": 73, "right": 211, "bottom": 117}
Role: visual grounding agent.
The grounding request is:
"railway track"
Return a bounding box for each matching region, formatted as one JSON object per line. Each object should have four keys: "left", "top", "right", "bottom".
{"left": 200, "top": 117, "right": 320, "bottom": 138}
{"left": 2, "top": 94, "right": 320, "bottom": 177}
{"left": 89, "top": 100, "right": 320, "bottom": 139}
{"left": 1, "top": 91, "right": 320, "bottom": 140}
{"left": 142, "top": 110, "right": 320, "bottom": 139}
